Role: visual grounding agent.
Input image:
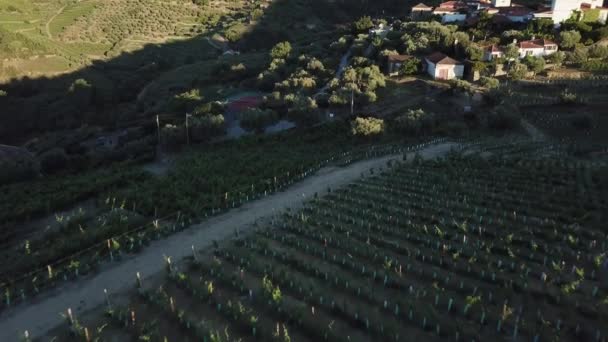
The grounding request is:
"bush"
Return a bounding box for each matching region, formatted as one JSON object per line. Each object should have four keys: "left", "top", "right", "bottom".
{"left": 191, "top": 114, "right": 225, "bottom": 141}
{"left": 270, "top": 41, "right": 292, "bottom": 60}
{"left": 560, "top": 89, "right": 579, "bottom": 104}
{"left": 393, "top": 109, "right": 436, "bottom": 135}
{"left": 480, "top": 76, "right": 499, "bottom": 89}
{"left": 288, "top": 96, "right": 320, "bottom": 126}
{"left": 351, "top": 117, "right": 385, "bottom": 136}
{"left": 353, "top": 16, "right": 374, "bottom": 33}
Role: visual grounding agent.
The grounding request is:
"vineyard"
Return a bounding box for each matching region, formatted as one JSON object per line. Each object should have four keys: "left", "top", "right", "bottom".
{"left": 0, "top": 124, "right": 441, "bottom": 316}
{"left": 45, "top": 144, "right": 608, "bottom": 341}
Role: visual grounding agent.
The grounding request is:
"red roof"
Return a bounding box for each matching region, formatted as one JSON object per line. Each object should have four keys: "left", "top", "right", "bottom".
{"left": 518, "top": 41, "right": 544, "bottom": 49}
{"left": 486, "top": 44, "right": 504, "bottom": 53}
{"left": 425, "top": 52, "right": 462, "bottom": 65}
{"left": 387, "top": 54, "right": 413, "bottom": 62}
{"left": 434, "top": 7, "right": 458, "bottom": 13}
{"left": 438, "top": 1, "right": 467, "bottom": 9}
{"left": 531, "top": 38, "right": 557, "bottom": 46}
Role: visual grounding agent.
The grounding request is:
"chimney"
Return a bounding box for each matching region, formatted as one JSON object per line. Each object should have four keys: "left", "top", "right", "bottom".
{"left": 531, "top": 35, "right": 536, "bottom": 40}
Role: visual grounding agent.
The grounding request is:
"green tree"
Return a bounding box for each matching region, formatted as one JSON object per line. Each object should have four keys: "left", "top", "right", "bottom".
{"left": 287, "top": 96, "right": 320, "bottom": 126}
{"left": 504, "top": 43, "right": 520, "bottom": 60}
{"left": 523, "top": 55, "right": 546, "bottom": 75}
{"left": 508, "top": 62, "right": 528, "bottom": 80}
{"left": 270, "top": 41, "right": 292, "bottom": 60}
{"left": 353, "top": 16, "right": 374, "bottom": 33}
{"left": 589, "top": 45, "right": 608, "bottom": 59}
{"left": 393, "top": 109, "right": 436, "bottom": 135}
{"left": 465, "top": 44, "right": 484, "bottom": 61}
{"left": 480, "top": 76, "right": 499, "bottom": 89}
{"left": 351, "top": 117, "right": 385, "bottom": 136}
{"left": 548, "top": 51, "right": 566, "bottom": 67}
{"left": 400, "top": 58, "right": 421, "bottom": 75}
{"left": 559, "top": 30, "right": 582, "bottom": 49}
{"left": 567, "top": 47, "right": 588, "bottom": 63}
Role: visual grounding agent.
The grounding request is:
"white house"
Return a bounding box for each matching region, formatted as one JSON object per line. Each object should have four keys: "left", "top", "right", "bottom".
{"left": 517, "top": 39, "right": 558, "bottom": 58}
{"left": 491, "top": 0, "right": 511, "bottom": 7}
{"left": 433, "top": 1, "right": 469, "bottom": 23}
{"left": 498, "top": 6, "right": 534, "bottom": 22}
{"left": 483, "top": 45, "right": 504, "bottom": 61}
{"left": 534, "top": 0, "right": 607, "bottom": 24}
{"left": 425, "top": 52, "right": 464, "bottom": 80}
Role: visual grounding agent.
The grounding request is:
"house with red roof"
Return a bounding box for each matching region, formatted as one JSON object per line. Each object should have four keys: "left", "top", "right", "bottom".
{"left": 517, "top": 39, "right": 558, "bottom": 58}
{"left": 424, "top": 52, "right": 464, "bottom": 80}
{"left": 483, "top": 45, "right": 505, "bottom": 61}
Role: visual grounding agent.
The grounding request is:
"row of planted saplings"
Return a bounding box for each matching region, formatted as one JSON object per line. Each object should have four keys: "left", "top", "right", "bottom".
{"left": 273, "top": 215, "right": 607, "bottom": 339}
{"left": 302, "top": 196, "right": 605, "bottom": 287}
{"left": 229, "top": 234, "right": 578, "bottom": 342}
{"left": 316, "top": 182, "right": 605, "bottom": 277}
{"left": 287, "top": 206, "right": 607, "bottom": 319}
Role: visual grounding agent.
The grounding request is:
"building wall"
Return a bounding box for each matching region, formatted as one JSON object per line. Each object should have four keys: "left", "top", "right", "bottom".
{"left": 551, "top": 0, "right": 602, "bottom": 23}
{"left": 441, "top": 13, "right": 467, "bottom": 23}
{"left": 492, "top": 0, "right": 511, "bottom": 7}
{"left": 519, "top": 48, "right": 545, "bottom": 58}
{"left": 426, "top": 60, "right": 437, "bottom": 78}
{"left": 431, "top": 64, "right": 464, "bottom": 80}
{"left": 484, "top": 51, "right": 504, "bottom": 61}
{"left": 507, "top": 15, "right": 531, "bottom": 22}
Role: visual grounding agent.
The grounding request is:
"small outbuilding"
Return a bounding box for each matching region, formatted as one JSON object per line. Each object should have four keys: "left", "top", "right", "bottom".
{"left": 387, "top": 54, "right": 413, "bottom": 76}
{"left": 424, "top": 52, "right": 464, "bottom": 80}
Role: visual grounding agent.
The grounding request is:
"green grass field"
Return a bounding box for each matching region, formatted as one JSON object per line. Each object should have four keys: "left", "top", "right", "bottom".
{"left": 48, "top": 1, "right": 97, "bottom": 37}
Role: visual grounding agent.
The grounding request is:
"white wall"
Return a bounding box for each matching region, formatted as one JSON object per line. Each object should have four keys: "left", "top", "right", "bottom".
{"left": 431, "top": 65, "right": 464, "bottom": 80}
{"left": 551, "top": 0, "right": 602, "bottom": 23}
{"left": 492, "top": 0, "right": 511, "bottom": 7}
{"left": 441, "top": 14, "right": 467, "bottom": 23}
{"left": 426, "top": 60, "right": 436, "bottom": 78}
{"left": 518, "top": 48, "right": 544, "bottom": 59}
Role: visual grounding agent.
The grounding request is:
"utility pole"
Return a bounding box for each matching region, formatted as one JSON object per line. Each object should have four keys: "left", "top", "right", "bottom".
{"left": 185, "top": 113, "right": 192, "bottom": 146}
{"left": 350, "top": 89, "right": 354, "bottom": 116}
{"left": 156, "top": 115, "right": 161, "bottom": 145}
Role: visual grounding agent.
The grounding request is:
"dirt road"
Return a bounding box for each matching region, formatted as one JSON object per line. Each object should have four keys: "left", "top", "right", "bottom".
{"left": 0, "top": 142, "right": 458, "bottom": 341}
{"left": 45, "top": 5, "right": 66, "bottom": 39}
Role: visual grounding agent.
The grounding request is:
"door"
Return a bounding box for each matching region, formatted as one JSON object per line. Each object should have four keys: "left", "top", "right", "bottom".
{"left": 438, "top": 68, "right": 448, "bottom": 80}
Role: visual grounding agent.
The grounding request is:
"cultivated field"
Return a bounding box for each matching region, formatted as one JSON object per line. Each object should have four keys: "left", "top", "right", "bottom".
{"left": 43, "top": 141, "right": 608, "bottom": 341}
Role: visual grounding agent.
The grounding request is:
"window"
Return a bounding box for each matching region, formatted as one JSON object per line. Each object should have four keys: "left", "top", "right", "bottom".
{"left": 526, "top": 51, "right": 533, "bottom": 56}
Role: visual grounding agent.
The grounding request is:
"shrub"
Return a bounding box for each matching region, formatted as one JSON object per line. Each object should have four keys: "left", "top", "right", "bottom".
{"left": 393, "top": 109, "right": 436, "bottom": 135}
{"left": 560, "top": 89, "right": 579, "bottom": 104}
{"left": 351, "top": 117, "right": 385, "bottom": 136}
{"left": 480, "top": 76, "right": 499, "bottom": 89}
{"left": 190, "top": 114, "right": 225, "bottom": 141}
{"left": 353, "top": 16, "right": 374, "bottom": 33}
{"left": 270, "top": 41, "right": 292, "bottom": 60}
{"left": 559, "top": 30, "right": 582, "bottom": 49}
